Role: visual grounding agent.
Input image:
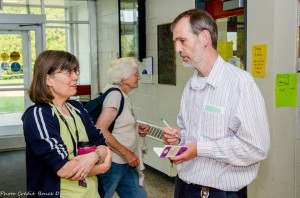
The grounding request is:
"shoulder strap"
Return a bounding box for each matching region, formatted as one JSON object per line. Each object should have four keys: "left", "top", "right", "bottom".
{"left": 101, "top": 88, "right": 124, "bottom": 113}
{"left": 102, "top": 87, "right": 125, "bottom": 132}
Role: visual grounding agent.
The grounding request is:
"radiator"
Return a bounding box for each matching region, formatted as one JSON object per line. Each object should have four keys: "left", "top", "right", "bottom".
{"left": 138, "top": 120, "right": 178, "bottom": 177}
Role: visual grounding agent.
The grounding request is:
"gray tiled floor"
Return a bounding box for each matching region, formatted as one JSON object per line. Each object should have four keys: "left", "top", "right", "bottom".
{"left": 112, "top": 166, "right": 176, "bottom": 198}
{"left": 143, "top": 166, "right": 175, "bottom": 198}
{"left": 1, "top": 150, "right": 175, "bottom": 198}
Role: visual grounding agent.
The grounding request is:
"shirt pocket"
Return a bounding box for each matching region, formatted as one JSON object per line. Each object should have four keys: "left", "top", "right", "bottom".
{"left": 200, "top": 110, "right": 225, "bottom": 139}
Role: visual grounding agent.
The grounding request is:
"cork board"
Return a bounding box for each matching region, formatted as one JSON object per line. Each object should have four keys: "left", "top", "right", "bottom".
{"left": 157, "top": 23, "right": 176, "bottom": 85}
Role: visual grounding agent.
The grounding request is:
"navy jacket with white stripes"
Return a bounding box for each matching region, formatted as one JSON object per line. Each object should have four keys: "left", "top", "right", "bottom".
{"left": 22, "top": 100, "right": 106, "bottom": 197}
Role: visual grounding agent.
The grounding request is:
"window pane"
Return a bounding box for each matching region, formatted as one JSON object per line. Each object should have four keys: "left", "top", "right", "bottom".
{"left": 0, "top": 6, "right": 27, "bottom": 14}
{"left": 70, "top": 23, "right": 90, "bottom": 85}
{"left": 30, "top": 7, "right": 41, "bottom": 15}
{"left": 0, "top": 34, "right": 24, "bottom": 84}
{"left": 120, "top": 0, "right": 139, "bottom": 58}
{"left": 45, "top": 8, "right": 65, "bottom": 21}
{"left": 45, "top": 28, "right": 66, "bottom": 51}
{"left": 216, "top": 15, "right": 245, "bottom": 70}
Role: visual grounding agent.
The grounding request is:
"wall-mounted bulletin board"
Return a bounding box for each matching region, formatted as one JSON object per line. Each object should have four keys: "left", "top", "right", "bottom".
{"left": 157, "top": 23, "right": 176, "bottom": 85}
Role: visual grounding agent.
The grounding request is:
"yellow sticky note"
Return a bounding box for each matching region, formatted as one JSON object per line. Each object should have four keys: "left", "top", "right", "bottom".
{"left": 252, "top": 44, "right": 267, "bottom": 77}
{"left": 275, "top": 73, "right": 298, "bottom": 107}
{"left": 217, "top": 41, "right": 233, "bottom": 61}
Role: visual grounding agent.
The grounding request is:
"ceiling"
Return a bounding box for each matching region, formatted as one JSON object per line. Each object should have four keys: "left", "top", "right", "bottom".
{"left": 3, "top": 0, "right": 89, "bottom": 7}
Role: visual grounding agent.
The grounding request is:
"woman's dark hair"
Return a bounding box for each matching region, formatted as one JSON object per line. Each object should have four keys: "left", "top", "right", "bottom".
{"left": 28, "top": 50, "right": 79, "bottom": 104}
{"left": 171, "top": 9, "right": 218, "bottom": 49}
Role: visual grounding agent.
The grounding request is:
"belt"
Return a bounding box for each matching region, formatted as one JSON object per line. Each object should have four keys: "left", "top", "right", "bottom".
{"left": 201, "top": 186, "right": 210, "bottom": 198}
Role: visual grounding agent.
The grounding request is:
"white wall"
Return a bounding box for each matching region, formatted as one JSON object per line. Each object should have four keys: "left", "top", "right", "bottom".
{"left": 96, "top": 0, "right": 120, "bottom": 94}
{"left": 96, "top": 0, "right": 300, "bottom": 197}
{"left": 247, "top": 0, "right": 298, "bottom": 198}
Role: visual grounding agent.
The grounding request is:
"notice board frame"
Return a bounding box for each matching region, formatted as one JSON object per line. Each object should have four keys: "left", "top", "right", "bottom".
{"left": 157, "top": 23, "right": 176, "bottom": 85}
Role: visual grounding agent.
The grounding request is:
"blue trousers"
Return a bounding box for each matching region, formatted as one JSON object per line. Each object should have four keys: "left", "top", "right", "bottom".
{"left": 174, "top": 175, "right": 247, "bottom": 198}
{"left": 99, "top": 162, "right": 146, "bottom": 198}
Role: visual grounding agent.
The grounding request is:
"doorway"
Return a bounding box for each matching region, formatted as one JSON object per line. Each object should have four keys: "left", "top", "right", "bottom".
{"left": 0, "top": 18, "right": 43, "bottom": 150}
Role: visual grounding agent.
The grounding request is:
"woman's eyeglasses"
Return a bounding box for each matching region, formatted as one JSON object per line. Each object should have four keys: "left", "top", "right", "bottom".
{"left": 50, "top": 70, "right": 80, "bottom": 77}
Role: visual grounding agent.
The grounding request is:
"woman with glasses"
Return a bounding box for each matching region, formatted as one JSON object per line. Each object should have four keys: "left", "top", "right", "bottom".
{"left": 96, "top": 57, "right": 149, "bottom": 198}
{"left": 22, "top": 50, "right": 112, "bottom": 198}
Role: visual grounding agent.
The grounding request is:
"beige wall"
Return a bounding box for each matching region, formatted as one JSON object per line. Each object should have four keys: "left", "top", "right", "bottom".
{"left": 97, "top": 0, "right": 300, "bottom": 197}
{"left": 96, "top": 0, "right": 120, "bottom": 97}
{"left": 247, "top": 0, "right": 298, "bottom": 198}
{"left": 97, "top": 0, "right": 195, "bottom": 127}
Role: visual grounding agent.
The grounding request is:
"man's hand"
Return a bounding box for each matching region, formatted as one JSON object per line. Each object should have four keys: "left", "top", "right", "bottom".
{"left": 162, "top": 127, "right": 181, "bottom": 145}
{"left": 169, "top": 142, "right": 197, "bottom": 165}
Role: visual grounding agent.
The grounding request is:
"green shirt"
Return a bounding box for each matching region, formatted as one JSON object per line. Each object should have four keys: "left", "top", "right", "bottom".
{"left": 51, "top": 103, "right": 100, "bottom": 198}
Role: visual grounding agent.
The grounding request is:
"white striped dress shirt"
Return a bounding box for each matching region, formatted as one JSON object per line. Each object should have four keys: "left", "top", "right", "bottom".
{"left": 177, "top": 56, "right": 270, "bottom": 191}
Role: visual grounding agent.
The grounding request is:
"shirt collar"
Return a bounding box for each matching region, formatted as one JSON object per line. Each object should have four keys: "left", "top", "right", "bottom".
{"left": 190, "top": 55, "right": 225, "bottom": 90}
{"left": 207, "top": 55, "right": 225, "bottom": 88}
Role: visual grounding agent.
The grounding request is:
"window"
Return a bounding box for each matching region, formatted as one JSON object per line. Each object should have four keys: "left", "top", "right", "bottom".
{"left": 119, "top": 0, "right": 145, "bottom": 61}
{"left": 201, "top": 0, "right": 246, "bottom": 69}
{"left": 0, "top": 0, "right": 95, "bottom": 148}
{"left": 216, "top": 15, "right": 245, "bottom": 69}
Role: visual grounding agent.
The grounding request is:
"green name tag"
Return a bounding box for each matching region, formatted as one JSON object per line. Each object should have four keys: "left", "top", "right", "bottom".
{"left": 204, "top": 104, "right": 222, "bottom": 113}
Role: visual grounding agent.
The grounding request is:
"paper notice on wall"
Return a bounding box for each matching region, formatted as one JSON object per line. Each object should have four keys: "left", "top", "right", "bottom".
{"left": 252, "top": 44, "right": 267, "bottom": 77}
{"left": 275, "top": 73, "right": 298, "bottom": 107}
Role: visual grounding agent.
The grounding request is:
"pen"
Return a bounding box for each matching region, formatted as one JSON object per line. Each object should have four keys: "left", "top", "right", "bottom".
{"left": 160, "top": 118, "right": 181, "bottom": 142}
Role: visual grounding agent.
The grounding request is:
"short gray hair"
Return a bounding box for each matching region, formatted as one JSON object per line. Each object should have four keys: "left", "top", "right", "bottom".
{"left": 171, "top": 9, "right": 218, "bottom": 49}
{"left": 108, "top": 57, "right": 138, "bottom": 84}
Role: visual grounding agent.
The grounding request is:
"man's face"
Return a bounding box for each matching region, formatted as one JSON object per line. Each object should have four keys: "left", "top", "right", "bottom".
{"left": 172, "top": 17, "right": 204, "bottom": 68}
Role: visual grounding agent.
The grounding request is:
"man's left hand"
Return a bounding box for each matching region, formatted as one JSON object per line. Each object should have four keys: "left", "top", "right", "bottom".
{"left": 169, "top": 142, "right": 197, "bottom": 165}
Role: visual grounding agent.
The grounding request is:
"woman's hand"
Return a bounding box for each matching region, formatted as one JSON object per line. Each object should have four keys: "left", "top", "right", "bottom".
{"left": 124, "top": 151, "right": 140, "bottom": 167}
{"left": 96, "top": 145, "right": 108, "bottom": 163}
{"left": 91, "top": 146, "right": 112, "bottom": 174}
{"left": 70, "top": 151, "right": 99, "bottom": 180}
{"left": 138, "top": 124, "right": 150, "bottom": 137}
{"left": 57, "top": 151, "right": 98, "bottom": 180}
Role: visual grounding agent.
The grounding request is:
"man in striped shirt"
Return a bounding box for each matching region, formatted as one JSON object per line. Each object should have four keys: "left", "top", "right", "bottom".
{"left": 162, "top": 9, "right": 270, "bottom": 198}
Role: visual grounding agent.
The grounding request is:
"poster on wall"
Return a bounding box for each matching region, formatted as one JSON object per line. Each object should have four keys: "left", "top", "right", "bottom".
{"left": 275, "top": 73, "right": 298, "bottom": 107}
{"left": 157, "top": 23, "right": 176, "bottom": 85}
{"left": 252, "top": 44, "right": 267, "bottom": 77}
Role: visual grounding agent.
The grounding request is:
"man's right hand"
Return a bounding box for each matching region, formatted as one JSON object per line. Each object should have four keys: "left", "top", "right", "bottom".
{"left": 162, "top": 127, "right": 181, "bottom": 145}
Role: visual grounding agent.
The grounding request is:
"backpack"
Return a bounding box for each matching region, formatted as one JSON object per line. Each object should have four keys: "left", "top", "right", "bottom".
{"left": 84, "top": 87, "right": 124, "bottom": 132}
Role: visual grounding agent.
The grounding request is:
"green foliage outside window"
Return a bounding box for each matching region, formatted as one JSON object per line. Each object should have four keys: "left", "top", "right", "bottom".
{"left": 0, "top": 7, "right": 67, "bottom": 81}
{"left": 121, "top": 35, "right": 135, "bottom": 57}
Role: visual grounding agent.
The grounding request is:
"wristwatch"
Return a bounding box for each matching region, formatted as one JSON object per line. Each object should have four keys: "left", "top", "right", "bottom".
{"left": 95, "top": 150, "right": 103, "bottom": 164}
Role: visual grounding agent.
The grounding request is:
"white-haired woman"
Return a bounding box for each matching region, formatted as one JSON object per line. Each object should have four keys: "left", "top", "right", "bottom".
{"left": 96, "top": 57, "right": 149, "bottom": 198}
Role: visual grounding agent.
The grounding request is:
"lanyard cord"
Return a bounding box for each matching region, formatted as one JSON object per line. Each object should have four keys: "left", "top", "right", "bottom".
{"left": 54, "top": 104, "right": 79, "bottom": 156}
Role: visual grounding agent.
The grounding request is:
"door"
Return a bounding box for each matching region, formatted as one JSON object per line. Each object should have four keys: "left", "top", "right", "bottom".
{"left": 0, "top": 23, "right": 43, "bottom": 150}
